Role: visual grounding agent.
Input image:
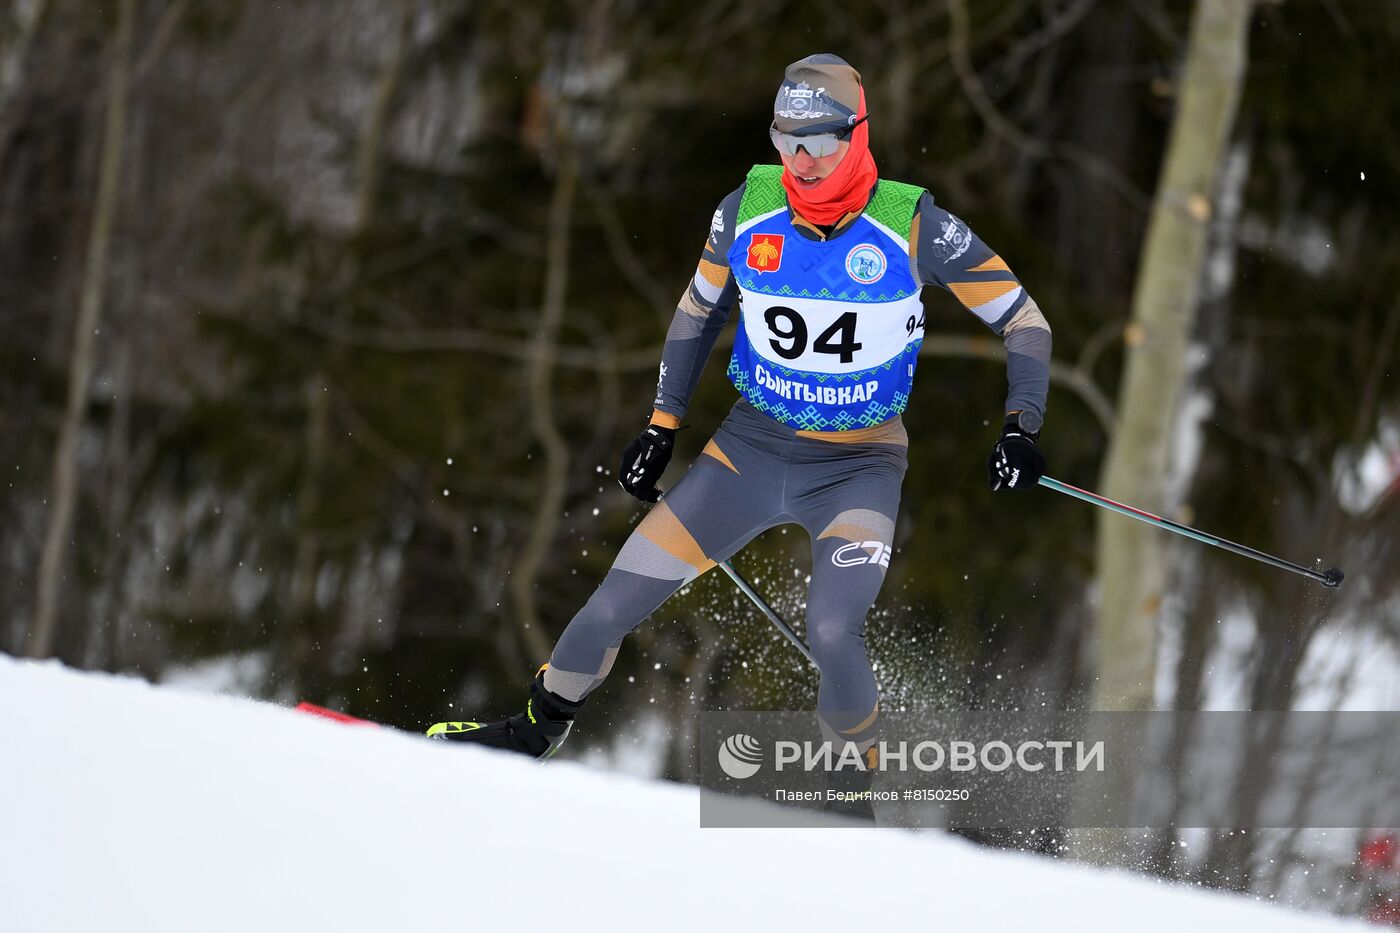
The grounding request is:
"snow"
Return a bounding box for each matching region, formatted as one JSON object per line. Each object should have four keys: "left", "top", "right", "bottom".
{"left": 1334, "top": 417, "right": 1400, "bottom": 515}
{"left": 0, "top": 656, "right": 1364, "bottom": 932}
{"left": 161, "top": 650, "right": 271, "bottom": 696}
{"left": 1297, "top": 620, "right": 1400, "bottom": 711}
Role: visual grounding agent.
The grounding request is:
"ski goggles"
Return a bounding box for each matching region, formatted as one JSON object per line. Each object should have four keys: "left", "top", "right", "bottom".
{"left": 768, "top": 115, "right": 868, "bottom": 158}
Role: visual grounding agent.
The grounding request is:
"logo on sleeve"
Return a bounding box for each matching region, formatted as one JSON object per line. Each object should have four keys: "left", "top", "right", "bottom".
{"left": 746, "top": 233, "right": 785, "bottom": 274}
{"left": 845, "top": 243, "right": 886, "bottom": 284}
{"left": 932, "top": 215, "right": 972, "bottom": 263}
{"left": 710, "top": 207, "right": 725, "bottom": 235}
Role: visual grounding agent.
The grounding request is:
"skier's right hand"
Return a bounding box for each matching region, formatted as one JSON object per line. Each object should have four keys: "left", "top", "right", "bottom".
{"left": 618, "top": 423, "right": 675, "bottom": 502}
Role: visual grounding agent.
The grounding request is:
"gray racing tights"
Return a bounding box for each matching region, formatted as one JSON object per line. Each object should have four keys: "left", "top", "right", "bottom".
{"left": 544, "top": 399, "right": 907, "bottom": 743}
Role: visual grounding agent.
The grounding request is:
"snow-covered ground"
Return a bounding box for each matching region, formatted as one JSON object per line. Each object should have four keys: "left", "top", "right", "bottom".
{"left": 0, "top": 655, "right": 1365, "bottom": 932}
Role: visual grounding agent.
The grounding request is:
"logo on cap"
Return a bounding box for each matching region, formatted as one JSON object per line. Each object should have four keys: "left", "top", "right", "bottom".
{"left": 746, "top": 233, "right": 784, "bottom": 274}
{"left": 776, "top": 82, "right": 835, "bottom": 121}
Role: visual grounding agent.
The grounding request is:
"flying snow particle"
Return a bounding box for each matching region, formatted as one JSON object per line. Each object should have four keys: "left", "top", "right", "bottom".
{"left": 1361, "top": 171, "right": 1366, "bottom": 180}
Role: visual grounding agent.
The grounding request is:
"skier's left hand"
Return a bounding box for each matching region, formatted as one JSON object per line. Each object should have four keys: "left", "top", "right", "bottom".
{"left": 987, "top": 416, "right": 1045, "bottom": 491}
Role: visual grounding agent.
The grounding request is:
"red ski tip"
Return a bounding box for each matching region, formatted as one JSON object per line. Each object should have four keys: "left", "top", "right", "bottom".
{"left": 294, "top": 702, "right": 379, "bottom": 726}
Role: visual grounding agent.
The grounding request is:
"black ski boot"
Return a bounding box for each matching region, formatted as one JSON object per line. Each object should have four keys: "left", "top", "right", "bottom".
{"left": 427, "top": 669, "right": 584, "bottom": 760}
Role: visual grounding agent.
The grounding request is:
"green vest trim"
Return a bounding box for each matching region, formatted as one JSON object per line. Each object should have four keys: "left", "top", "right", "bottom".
{"left": 736, "top": 164, "right": 923, "bottom": 239}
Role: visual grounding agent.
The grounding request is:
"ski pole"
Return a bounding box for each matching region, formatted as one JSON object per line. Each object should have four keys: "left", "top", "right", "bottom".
{"left": 1037, "top": 475, "right": 1344, "bottom": 589}
{"left": 717, "top": 559, "right": 818, "bottom": 668}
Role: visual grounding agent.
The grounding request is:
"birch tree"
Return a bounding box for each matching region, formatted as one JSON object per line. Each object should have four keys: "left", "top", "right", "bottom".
{"left": 27, "top": 0, "right": 136, "bottom": 659}
{"left": 1090, "top": 0, "right": 1256, "bottom": 712}
{"left": 1069, "top": 0, "right": 1256, "bottom": 866}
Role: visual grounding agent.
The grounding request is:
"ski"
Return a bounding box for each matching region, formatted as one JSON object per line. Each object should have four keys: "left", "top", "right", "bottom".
{"left": 294, "top": 703, "right": 487, "bottom": 743}
{"left": 293, "top": 702, "right": 560, "bottom": 760}
{"left": 294, "top": 701, "right": 381, "bottom": 728}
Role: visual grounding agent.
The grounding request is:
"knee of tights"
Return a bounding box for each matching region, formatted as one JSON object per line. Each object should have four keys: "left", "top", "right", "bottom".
{"left": 571, "top": 599, "right": 648, "bottom": 643}
{"left": 806, "top": 619, "right": 866, "bottom": 664}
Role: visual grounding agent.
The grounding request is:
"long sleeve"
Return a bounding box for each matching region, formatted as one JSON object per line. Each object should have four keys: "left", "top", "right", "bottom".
{"left": 911, "top": 191, "right": 1052, "bottom": 426}
{"left": 650, "top": 185, "right": 744, "bottom": 426}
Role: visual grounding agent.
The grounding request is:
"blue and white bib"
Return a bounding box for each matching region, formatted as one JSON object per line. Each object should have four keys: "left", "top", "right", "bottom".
{"left": 724, "top": 165, "right": 925, "bottom": 431}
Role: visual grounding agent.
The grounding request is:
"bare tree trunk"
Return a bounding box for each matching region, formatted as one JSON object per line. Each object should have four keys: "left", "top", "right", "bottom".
{"left": 1070, "top": 0, "right": 1255, "bottom": 863}
{"left": 1146, "top": 562, "right": 1219, "bottom": 878}
{"left": 1057, "top": 0, "right": 1144, "bottom": 307}
{"left": 509, "top": 145, "right": 578, "bottom": 664}
{"left": 289, "top": 375, "right": 332, "bottom": 618}
{"left": 1091, "top": 0, "right": 1255, "bottom": 712}
{"left": 27, "top": 0, "right": 136, "bottom": 659}
{"left": 89, "top": 304, "right": 134, "bottom": 672}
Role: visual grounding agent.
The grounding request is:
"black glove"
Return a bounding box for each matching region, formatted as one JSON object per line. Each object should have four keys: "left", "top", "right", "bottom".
{"left": 618, "top": 423, "right": 676, "bottom": 502}
{"left": 987, "top": 416, "right": 1045, "bottom": 491}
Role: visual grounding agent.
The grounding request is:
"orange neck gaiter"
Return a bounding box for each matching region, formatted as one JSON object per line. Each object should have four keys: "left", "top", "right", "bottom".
{"left": 780, "top": 87, "right": 878, "bottom": 226}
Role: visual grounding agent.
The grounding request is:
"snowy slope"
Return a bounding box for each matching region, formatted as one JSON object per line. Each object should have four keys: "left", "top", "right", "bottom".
{"left": 0, "top": 656, "right": 1363, "bottom": 933}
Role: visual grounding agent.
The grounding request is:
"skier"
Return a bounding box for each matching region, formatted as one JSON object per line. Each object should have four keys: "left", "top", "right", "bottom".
{"left": 429, "top": 54, "right": 1052, "bottom": 774}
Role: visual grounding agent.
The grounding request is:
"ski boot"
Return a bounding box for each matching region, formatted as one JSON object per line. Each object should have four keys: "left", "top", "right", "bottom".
{"left": 823, "top": 745, "right": 878, "bottom": 822}
{"left": 426, "top": 667, "right": 583, "bottom": 760}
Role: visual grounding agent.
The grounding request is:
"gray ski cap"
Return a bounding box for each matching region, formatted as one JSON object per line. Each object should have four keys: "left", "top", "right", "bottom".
{"left": 772, "top": 53, "right": 863, "bottom": 136}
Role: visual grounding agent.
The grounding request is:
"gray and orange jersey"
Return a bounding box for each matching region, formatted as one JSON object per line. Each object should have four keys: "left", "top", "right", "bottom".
{"left": 650, "top": 177, "right": 1052, "bottom": 432}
